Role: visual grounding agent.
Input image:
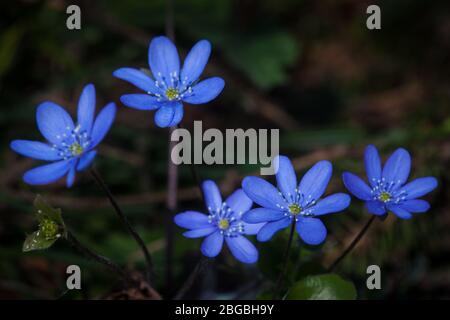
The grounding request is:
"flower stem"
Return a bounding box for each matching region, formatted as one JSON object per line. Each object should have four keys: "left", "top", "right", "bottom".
{"left": 273, "top": 220, "right": 296, "bottom": 299}
{"left": 89, "top": 168, "right": 155, "bottom": 284}
{"left": 174, "top": 257, "right": 210, "bottom": 300}
{"left": 65, "top": 230, "right": 132, "bottom": 284}
{"left": 328, "top": 215, "right": 376, "bottom": 272}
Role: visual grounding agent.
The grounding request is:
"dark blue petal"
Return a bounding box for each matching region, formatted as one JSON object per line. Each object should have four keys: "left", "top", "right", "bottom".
{"left": 365, "top": 200, "right": 386, "bottom": 215}
{"left": 387, "top": 204, "right": 412, "bottom": 219}
{"left": 242, "top": 208, "right": 286, "bottom": 223}
{"left": 242, "top": 176, "right": 288, "bottom": 210}
{"left": 382, "top": 148, "right": 411, "bottom": 186}
{"left": 256, "top": 217, "right": 291, "bottom": 242}
{"left": 120, "top": 94, "right": 162, "bottom": 110}
{"left": 90, "top": 103, "right": 116, "bottom": 148}
{"left": 364, "top": 144, "right": 381, "bottom": 187}
{"left": 201, "top": 231, "right": 224, "bottom": 257}
{"left": 174, "top": 211, "right": 210, "bottom": 229}
{"left": 76, "top": 150, "right": 97, "bottom": 171}
{"left": 10, "top": 140, "right": 61, "bottom": 161}
{"left": 275, "top": 155, "right": 297, "bottom": 200}
{"left": 243, "top": 222, "right": 265, "bottom": 235}
{"left": 298, "top": 160, "right": 332, "bottom": 202}
{"left": 225, "top": 189, "right": 252, "bottom": 218}
{"left": 154, "top": 103, "right": 175, "bottom": 128}
{"left": 310, "top": 193, "right": 351, "bottom": 216}
{"left": 181, "top": 39, "right": 211, "bottom": 84}
{"left": 296, "top": 217, "right": 327, "bottom": 245}
{"left": 182, "top": 77, "right": 225, "bottom": 104}
{"left": 36, "top": 102, "right": 74, "bottom": 145}
{"left": 225, "top": 235, "right": 258, "bottom": 264}
{"left": 202, "top": 180, "right": 222, "bottom": 213}
{"left": 66, "top": 161, "right": 77, "bottom": 188}
{"left": 167, "top": 102, "right": 184, "bottom": 127}
{"left": 399, "top": 199, "right": 430, "bottom": 213}
{"left": 23, "top": 160, "right": 72, "bottom": 185}
{"left": 148, "top": 36, "right": 180, "bottom": 84}
{"left": 400, "top": 177, "right": 438, "bottom": 200}
{"left": 183, "top": 227, "right": 216, "bottom": 238}
{"left": 113, "top": 68, "right": 161, "bottom": 94}
{"left": 77, "top": 84, "right": 96, "bottom": 134}
{"left": 342, "top": 172, "right": 372, "bottom": 200}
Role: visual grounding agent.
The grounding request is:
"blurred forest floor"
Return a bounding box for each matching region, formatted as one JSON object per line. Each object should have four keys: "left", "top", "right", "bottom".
{"left": 0, "top": 0, "right": 449, "bottom": 299}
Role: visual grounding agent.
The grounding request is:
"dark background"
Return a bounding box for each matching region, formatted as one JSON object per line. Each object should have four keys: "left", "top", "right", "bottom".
{"left": 0, "top": 0, "right": 449, "bottom": 299}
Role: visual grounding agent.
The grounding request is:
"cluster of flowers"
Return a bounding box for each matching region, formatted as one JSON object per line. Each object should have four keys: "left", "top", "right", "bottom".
{"left": 10, "top": 36, "right": 437, "bottom": 264}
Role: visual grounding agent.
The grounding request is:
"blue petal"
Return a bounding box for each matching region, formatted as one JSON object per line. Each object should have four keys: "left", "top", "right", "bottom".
{"left": 148, "top": 36, "right": 180, "bottom": 84}
{"left": 76, "top": 150, "right": 97, "bottom": 171}
{"left": 387, "top": 204, "right": 412, "bottom": 219}
{"left": 181, "top": 39, "right": 211, "bottom": 84}
{"left": 342, "top": 172, "right": 372, "bottom": 200}
{"left": 23, "top": 160, "right": 72, "bottom": 185}
{"left": 225, "top": 235, "right": 258, "bottom": 264}
{"left": 90, "top": 103, "right": 116, "bottom": 148}
{"left": 113, "top": 68, "right": 161, "bottom": 94}
{"left": 296, "top": 217, "right": 327, "bottom": 245}
{"left": 298, "top": 160, "right": 332, "bottom": 202}
{"left": 120, "top": 94, "right": 161, "bottom": 110}
{"left": 77, "top": 84, "right": 96, "bottom": 134}
{"left": 225, "top": 189, "right": 252, "bottom": 218}
{"left": 365, "top": 200, "right": 386, "bottom": 215}
{"left": 275, "top": 155, "right": 297, "bottom": 200}
{"left": 201, "top": 231, "right": 224, "bottom": 257}
{"left": 310, "top": 193, "right": 351, "bottom": 216}
{"left": 10, "top": 140, "right": 61, "bottom": 161}
{"left": 243, "top": 222, "right": 265, "bottom": 235}
{"left": 256, "top": 217, "right": 291, "bottom": 242}
{"left": 36, "top": 102, "right": 74, "bottom": 145}
{"left": 154, "top": 103, "right": 176, "bottom": 128}
{"left": 167, "top": 102, "right": 184, "bottom": 127}
{"left": 400, "top": 177, "right": 438, "bottom": 200}
{"left": 382, "top": 148, "right": 411, "bottom": 186}
{"left": 183, "top": 227, "right": 216, "bottom": 238}
{"left": 399, "top": 199, "right": 430, "bottom": 213}
{"left": 242, "top": 176, "right": 287, "bottom": 210}
{"left": 66, "top": 161, "right": 77, "bottom": 188}
{"left": 182, "top": 77, "right": 225, "bottom": 104}
{"left": 202, "top": 180, "right": 222, "bottom": 213}
{"left": 242, "top": 208, "right": 286, "bottom": 223}
{"left": 364, "top": 145, "right": 381, "bottom": 187}
{"left": 174, "top": 211, "right": 211, "bottom": 229}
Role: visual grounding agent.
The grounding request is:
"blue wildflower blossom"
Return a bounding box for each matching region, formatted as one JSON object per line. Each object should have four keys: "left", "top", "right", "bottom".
{"left": 10, "top": 84, "right": 116, "bottom": 187}
{"left": 113, "top": 36, "right": 225, "bottom": 128}
{"left": 174, "top": 180, "right": 263, "bottom": 264}
{"left": 242, "top": 155, "right": 351, "bottom": 245}
{"left": 343, "top": 145, "right": 438, "bottom": 219}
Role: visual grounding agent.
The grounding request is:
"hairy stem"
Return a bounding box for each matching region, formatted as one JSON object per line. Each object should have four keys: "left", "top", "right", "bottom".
{"left": 273, "top": 220, "right": 296, "bottom": 299}
{"left": 328, "top": 215, "right": 376, "bottom": 272}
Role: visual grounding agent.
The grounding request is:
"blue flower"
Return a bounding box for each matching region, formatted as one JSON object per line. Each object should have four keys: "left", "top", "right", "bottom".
{"left": 343, "top": 145, "right": 438, "bottom": 219}
{"left": 174, "top": 180, "right": 263, "bottom": 264}
{"left": 113, "top": 36, "right": 225, "bottom": 128}
{"left": 242, "top": 155, "right": 351, "bottom": 245}
{"left": 10, "top": 84, "right": 116, "bottom": 187}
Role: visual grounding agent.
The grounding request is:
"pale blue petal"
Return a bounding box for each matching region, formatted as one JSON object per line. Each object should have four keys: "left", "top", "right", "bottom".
{"left": 77, "top": 84, "right": 96, "bottom": 134}
{"left": 365, "top": 145, "right": 381, "bottom": 187}
{"left": 310, "top": 193, "right": 351, "bottom": 216}
{"left": 174, "top": 211, "right": 211, "bottom": 229}
{"left": 154, "top": 103, "right": 176, "bottom": 128}
{"left": 242, "top": 208, "right": 286, "bottom": 223}
{"left": 201, "top": 231, "right": 224, "bottom": 257}
{"left": 299, "top": 160, "right": 332, "bottom": 202}
{"left": 342, "top": 172, "right": 372, "bottom": 201}
{"left": 225, "top": 189, "right": 252, "bottom": 218}
{"left": 36, "top": 102, "right": 74, "bottom": 145}
{"left": 296, "top": 217, "right": 327, "bottom": 245}
{"left": 182, "top": 77, "right": 225, "bottom": 104}
{"left": 243, "top": 222, "right": 265, "bottom": 235}
{"left": 113, "top": 68, "right": 161, "bottom": 94}
{"left": 76, "top": 150, "right": 97, "bottom": 171}
{"left": 400, "top": 177, "right": 438, "bottom": 200}
{"left": 90, "top": 103, "right": 116, "bottom": 148}
{"left": 10, "top": 140, "right": 61, "bottom": 161}
{"left": 183, "top": 227, "right": 216, "bottom": 238}
{"left": 225, "top": 235, "right": 258, "bottom": 264}
{"left": 66, "top": 161, "right": 77, "bottom": 188}
{"left": 120, "top": 94, "right": 161, "bottom": 110}
{"left": 256, "top": 217, "right": 291, "bottom": 242}
{"left": 387, "top": 204, "right": 412, "bottom": 219}
{"left": 181, "top": 39, "right": 211, "bottom": 84}
{"left": 365, "top": 200, "right": 386, "bottom": 215}
{"left": 399, "top": 199, "right": 430, "bottom": 213}
{"left": 148, "top": 36, "right": 180, "bottom": 83}
{"left": 23, "top": 160, "right": 72, "bottom": 185}
{"left": 167, "top": 102, "right": 184, "bottom": 127}
{"left": 202, "top": 180, "right": 222, "bottom": 213}
{"left": 275, "top": 155, "right": 297, "bottom": 201}
{"left": 382, "top": 148, "right": 411, "bottom": 186}
{"left": 242, "top": 176, "right": 287, "bottom": 210}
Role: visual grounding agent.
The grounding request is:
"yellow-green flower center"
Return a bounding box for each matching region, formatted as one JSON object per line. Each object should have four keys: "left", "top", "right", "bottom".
{"left": 165, "top": 87, "right": 179, "bottom": 100}
{"left": 289, "top": 203, "right": 302, "bottom": 215}
{"left": 39, "top": 218, "right": 59, "bottom": 240}
{"left": 379, "top": 191, "right": 391, "bottom": 202}
{"left": 218, "top": 219, "right": 230, "bottom": 230}
{"left": 69, "top": 143, "right": 83, "bottom": 156}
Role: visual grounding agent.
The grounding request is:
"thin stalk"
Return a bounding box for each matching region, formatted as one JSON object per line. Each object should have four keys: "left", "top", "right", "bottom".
{"left": 89, "top": 168, "right": 154, "bottom": 283}
{"left": 174, "top": 257, "right": 210, "bottom": 300}
{"left": 273, "top": 220, "right": 296, "bottom": 299}
{"left": 328, "top": 215, "right": 376, "bottom": 272}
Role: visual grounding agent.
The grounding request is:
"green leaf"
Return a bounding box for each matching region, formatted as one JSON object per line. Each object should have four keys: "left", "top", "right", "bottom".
{"left": 286, "top": 274, "right": 357, "bottom": 300}
{"left": 22, "top": 231, "right": 58, "bottom": 252}
{"left": 34, "top": 195, "right": 65, "bottom": 229}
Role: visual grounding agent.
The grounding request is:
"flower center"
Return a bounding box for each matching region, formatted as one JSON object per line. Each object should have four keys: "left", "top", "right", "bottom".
{"left": 289, "top": 203, "right": 302, "bottom": 215}
{"left": 379, "top": 191, "right": 391, "bottom": 202}
{"left": 69, "top": 142, "right": 83, "bottom": 156}
{"left": 39, "top": 218, "right": 59, "bottom": 240}
{"left": 165, "top": 87, "right": 179, "bottom": 100}
{"left": 218, "top": 218, "right": 230, "bottom": 230}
